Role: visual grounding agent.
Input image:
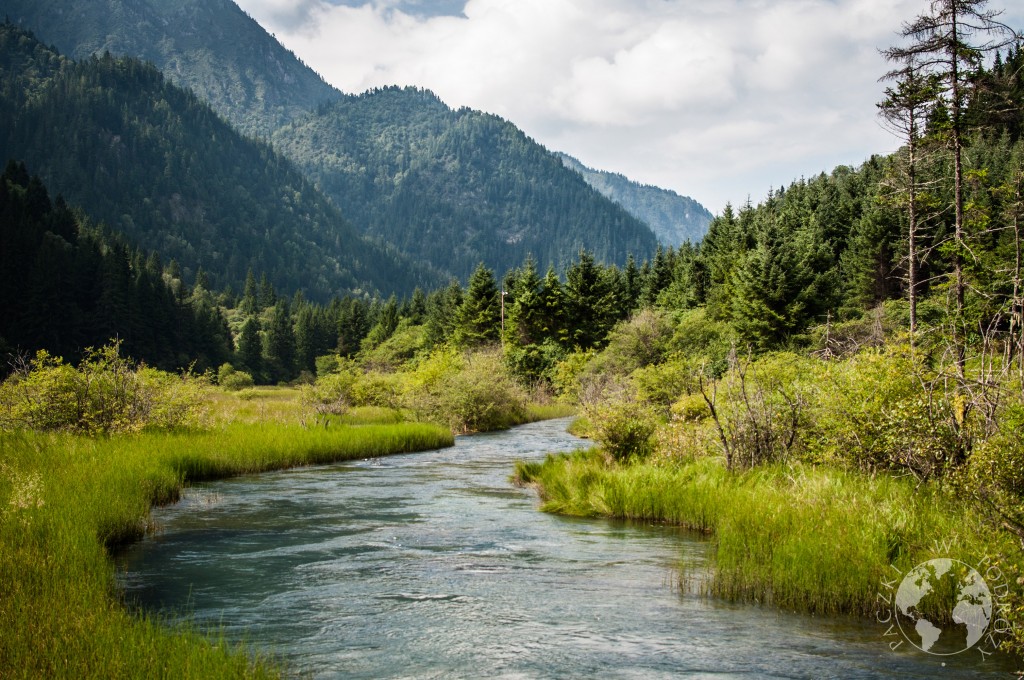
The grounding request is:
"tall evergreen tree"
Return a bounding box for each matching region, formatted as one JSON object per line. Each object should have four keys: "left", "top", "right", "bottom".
{"left": 263, "top": 300, "right": 296, "bottom": 382}
{"left": 455, "top": 263, "right": 501, "bottom": 347}
{"left": 563, "top": 251, "right": 617, "bottom": 349}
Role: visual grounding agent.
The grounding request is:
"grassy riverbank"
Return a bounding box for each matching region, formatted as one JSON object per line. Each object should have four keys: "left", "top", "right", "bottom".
{"left": 514, "top": 449, "right": 1022, "bottom": 620}
{"left": 0, "top": 415, "right": 452, "bottom": 678}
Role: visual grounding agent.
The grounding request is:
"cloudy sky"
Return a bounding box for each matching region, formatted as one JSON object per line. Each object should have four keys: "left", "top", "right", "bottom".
{"left": 234, "top": 0, "right": 1024, "bottom": 215}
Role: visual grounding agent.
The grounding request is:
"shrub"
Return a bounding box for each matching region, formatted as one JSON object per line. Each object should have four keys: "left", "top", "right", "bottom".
{"left": 630, "top": 356, "right": 704, "bottom": 409}
{"left": 404, "top": 348, "right": 527, "bottom": 433}
{"left": 579, "top": 379, "right": 658, "bottom": 464}
{"left": 587, "top": 309, "right": 675, "bottom": 376}
{"left": 0, "top": 342, "right": 209, "bottom": 434}
{"left": 219, "top": 370, "right": 255, "bottom": 391}
{"left": 301, "top": 369, "right": 359, "bottom": 417}
{"left": 350, "top": 371, "right": 402, "bottom": 409}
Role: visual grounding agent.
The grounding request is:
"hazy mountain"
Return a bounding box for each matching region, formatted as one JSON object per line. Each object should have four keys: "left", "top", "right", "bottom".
{"left": 8, "top": 0, "right": 660, "bottom": 281}
{"left": 3, "top": 0, "right": 340, "bottom": 138}
{"left": 273, "top": 87, "right": 659, "bottom": 279}
{"left": 558, "top": 154, "right": 712, "bottom": 247}
{"left": 0, "top": 24, "right": 440, "bottom": 300}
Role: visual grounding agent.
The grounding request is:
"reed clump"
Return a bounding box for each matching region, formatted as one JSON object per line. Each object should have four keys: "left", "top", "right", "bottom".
{"left": 514, "top": 450, "right": 1019, "bottom": 619}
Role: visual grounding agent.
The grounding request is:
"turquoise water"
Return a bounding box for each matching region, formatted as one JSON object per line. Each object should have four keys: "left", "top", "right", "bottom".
{"left": 117, "top": 419, "right": 1018, "bottom": 678}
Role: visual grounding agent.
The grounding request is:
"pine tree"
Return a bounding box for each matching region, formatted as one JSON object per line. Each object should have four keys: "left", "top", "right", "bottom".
{"left": 238, "top": 315, "right": 263, "bottom": 378}
{"left": 239, "top": 268, "right": 258, "bottom": 315}
{"left": 263, "top": 300, "right": 296, "bottom": 382}
{"left": 563, "top": 250, "right": 617, "bottom": 349}
{"left": 454, "top": 263, "right": 500, "bottom": 347}
{"left": 731, "top": 221, "right": 812, "bottom": 350}
{"left": 883, "top": 0, "right": 1017, "bottom": 373}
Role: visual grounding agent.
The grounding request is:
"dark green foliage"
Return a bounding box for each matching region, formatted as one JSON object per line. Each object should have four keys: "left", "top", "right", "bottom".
{"left": 0, "top": 24, "right": 439, "bottom": 301}
{"left": 423, "top": 280, "right": 463, "bottom": 349}
{"left": 4, "top": 0, "right": 341, "bottom": 138}
{"left": 562, "top": 251, "right": 622, "bottom": 349}
{"left": 558, "top": 153, "right": 713, "bottom": 246}
{"left": 263, "top": 301, "right": 296, "bottom": 383}
{"left": 272, "top": 86, "right": 659, "bottom": 280}
{"left": 454, "top": 264, "right": 501, "bottom": 347}
{"left": 237, "top": 316, "right": 262, "bottom": 377}
{"left": 0, "top": 161, "right": 231, "bottom": 371}
{"left": 337, "top": 297, "right": 372, "bottom": 358}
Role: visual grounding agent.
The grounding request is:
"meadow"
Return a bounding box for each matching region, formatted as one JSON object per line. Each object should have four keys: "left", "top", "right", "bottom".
{"left": 0, "top": 387, "right": 453, "bottom": 679}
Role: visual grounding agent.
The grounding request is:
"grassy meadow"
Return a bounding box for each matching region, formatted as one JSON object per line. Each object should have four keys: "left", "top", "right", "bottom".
{"left": 0, "top": 387, "right": 453, "bottom": 679}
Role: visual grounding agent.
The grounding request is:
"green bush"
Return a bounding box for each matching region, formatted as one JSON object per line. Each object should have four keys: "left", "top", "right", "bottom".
{"left": 301, "top": 369, "right": 359, "bottom": 417}
{"left": 404, "top": 348, "right": 527, "bottom": 433}
{"left": 0, "top": 342, "right": 209, "bottom": 434}
{"left": 350, "top": 371, "right": 402, "bottom": 409}
{"left": 219, "top": 367, "right": 255, "bottom": 391}
{"left": 583, "top": 385, "right": 658, "bottom": 464}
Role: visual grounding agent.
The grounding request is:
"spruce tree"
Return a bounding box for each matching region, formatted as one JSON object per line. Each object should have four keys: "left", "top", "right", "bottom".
{"left": 455, "top": 263, "right": 501, "bottom": 347}
{"left": 238, "top": 316, "right": 263, "bottom": 378}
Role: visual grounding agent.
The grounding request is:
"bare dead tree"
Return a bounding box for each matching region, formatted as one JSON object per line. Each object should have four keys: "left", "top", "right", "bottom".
{"left": 883, "top": 0, "right": 1018, "bottom": 377}
{"left": 879, "top": 58, "right": 941, "bottom": 342}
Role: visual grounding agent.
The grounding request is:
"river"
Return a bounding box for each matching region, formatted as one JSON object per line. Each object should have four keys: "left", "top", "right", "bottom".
{"left": 117, "top": 418, "right": 1018, "bottom": 678}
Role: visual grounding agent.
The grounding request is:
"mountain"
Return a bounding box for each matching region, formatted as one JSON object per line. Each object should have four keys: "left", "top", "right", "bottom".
{"left": 9, "top": 0, "right": 661, "bottom": 280}
{"left": 557, "top": 153, "right": 713, "bottom": 247}
{"left": 272, "top": 87, "right": 659, "bottom": 279}
{"left": 2, "top": 0, "right": 340, "bottom": 138}
{"left": 0, "top": 24, "right": 440, "bottom": 300}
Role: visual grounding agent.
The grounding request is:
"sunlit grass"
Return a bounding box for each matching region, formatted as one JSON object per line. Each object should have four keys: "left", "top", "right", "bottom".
{"left": 514, "top": 450, "right": 1021, "bottom": 618}
{"left": 0, "top": 387, "right": 453, "bottom": 678}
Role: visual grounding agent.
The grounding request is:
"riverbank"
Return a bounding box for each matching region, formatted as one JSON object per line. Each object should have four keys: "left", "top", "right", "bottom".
{"left": 514, "top": 449, "right": 1024, "bottom": 625}
{"left": 0, "top": 413, "right": 453, "bottom": 678}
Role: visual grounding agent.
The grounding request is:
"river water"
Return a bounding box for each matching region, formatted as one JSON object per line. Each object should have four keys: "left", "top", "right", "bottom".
{"left": 117, "top": 418, "right": 1018, "bottom": 678}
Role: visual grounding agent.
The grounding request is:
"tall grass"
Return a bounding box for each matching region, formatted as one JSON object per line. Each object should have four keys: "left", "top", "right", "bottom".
{"left": 0, "top": 420, "right": 453, "bottom": 678}
{"left": 515, "top": 450, "right": 1021, "bottom": 618}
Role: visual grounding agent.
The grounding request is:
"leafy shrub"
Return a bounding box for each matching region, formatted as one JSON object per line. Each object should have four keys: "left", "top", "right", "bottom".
{"left": 549, "top": 349, "right": 595, "bottom": 403}
{"left": 587, "top": 309, "right": 675, "bottom": 376}
{"left": 301, "top": 369, "right": 359, "bottom": 417}
{"left": 217, "top": 364, "right": 255, "bottom": 391}
{"left": 360, "top": 320, "right": 426, "bottom": 370}
{"left": 0, "top": 342, "right": 208, "bottom": 434}
{"left": 630, "top": 356, "right": 704, "bottom": 409}
{"left": 404, "top": 348, "right": 527, "bottom": 433}
{"left": 699, "top": 352, "right": 814, "bottom": 470}
{"left": 804, "top": 347, "right": 959, "bottom": 477}
{"left": 350, "top": 371, "right": 402, "bottom": 409}
{"left": 668, "top": 308, "right": 735, "bottom": 375}
{"left": 585, "top": 393, "right": 658, "bottom": 464}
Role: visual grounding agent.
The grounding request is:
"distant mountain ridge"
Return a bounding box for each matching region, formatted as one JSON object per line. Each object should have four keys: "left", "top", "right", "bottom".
{"left": 7, "top": 0, "right": 666, "bottom": 284}
{"left": 558, "top": 154, "right": 712, "bottom": 247}
{"left": 0, "top": 23, "right": 440, "bottom": 300}
{"left": 273, "top": 87, "right": 659, "bottom": 278}
{"left": 3, "top": 0, "right": 341, "bottom": 138}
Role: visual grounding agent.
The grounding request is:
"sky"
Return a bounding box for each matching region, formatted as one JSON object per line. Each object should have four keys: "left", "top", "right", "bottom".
{"left": 233, "top": 0, "right": 1024, "bottom": 216}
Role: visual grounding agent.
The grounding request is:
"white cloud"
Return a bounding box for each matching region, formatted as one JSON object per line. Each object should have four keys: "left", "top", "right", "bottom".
{"left": 233, "top": 0, "right": 1024, "bottom": 214}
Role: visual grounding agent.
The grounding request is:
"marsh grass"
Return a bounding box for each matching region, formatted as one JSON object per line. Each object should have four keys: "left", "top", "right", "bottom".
{"left": 0, "top": 400, "right": 452, "bottom": 678}
{"left": 515, "top": 450, "right": 1020, "bottom": 619}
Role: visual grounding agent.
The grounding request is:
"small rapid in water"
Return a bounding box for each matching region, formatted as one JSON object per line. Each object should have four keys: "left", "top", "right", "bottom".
{"left": 117, "top": 419, "right": 1017, "bottom": 678}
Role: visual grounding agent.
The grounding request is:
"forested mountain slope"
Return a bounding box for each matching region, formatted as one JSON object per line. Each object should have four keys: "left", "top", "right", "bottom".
{"left": 272, "top": 87, "right": 660, "bottom": 279}
{"left": 0, "top": 24, "right": 440, "bottom": 300}
{"left": 557, "top": 153, "right": 713, "bottom": 247}
{"left": 8, "top": 1, "right": 662, "bottom": 280}
{"left": 2, "top": 0, "right": 340, "bottom": 137}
